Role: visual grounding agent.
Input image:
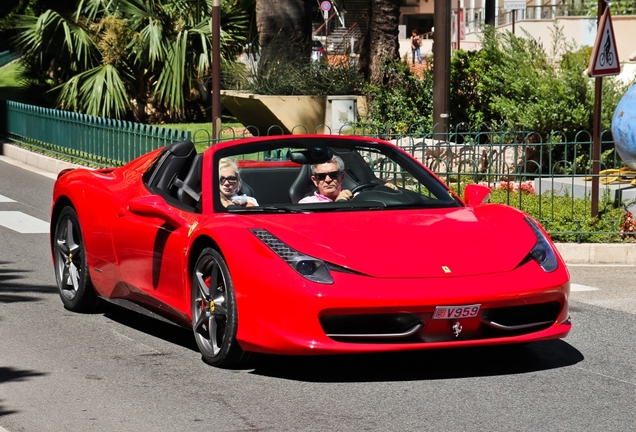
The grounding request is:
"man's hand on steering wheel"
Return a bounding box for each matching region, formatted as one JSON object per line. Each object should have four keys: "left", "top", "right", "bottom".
{"left": 335, "top": 189, "right": 353, "bottom": 201}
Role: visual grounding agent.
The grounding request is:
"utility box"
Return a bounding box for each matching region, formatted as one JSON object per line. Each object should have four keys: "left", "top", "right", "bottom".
{"left": 325, "top": 96, "right": 357, "bottom": 134}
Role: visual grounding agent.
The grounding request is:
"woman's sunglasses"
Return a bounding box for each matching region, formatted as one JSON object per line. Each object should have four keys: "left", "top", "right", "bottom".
{"left": 219, "top": 176, "right": 238, "bottom": 184}
{"left": 313, "top": 171, "right": 341, "bottom": 181}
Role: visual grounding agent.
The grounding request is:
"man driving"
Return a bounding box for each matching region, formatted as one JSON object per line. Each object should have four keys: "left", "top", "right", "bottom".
{"left": 299, "top": 155, "right": 397, "bottom": 203}
{"left": 299, "top": 155, "right": 352, "bottom": 203}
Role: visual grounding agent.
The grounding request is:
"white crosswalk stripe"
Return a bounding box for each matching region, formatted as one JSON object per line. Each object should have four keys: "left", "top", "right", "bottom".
{"left": 0, "top": 193, "right": 16, "bottom": 203}
{"left": 0, "top": 211, "right": 49, "bottom": 233}
{"left": 570, "top": 283, "right": 600, "bottom": 292}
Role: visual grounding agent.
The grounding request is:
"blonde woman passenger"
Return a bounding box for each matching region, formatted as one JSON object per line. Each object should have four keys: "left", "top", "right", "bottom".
{"left": 218, "top": 158, "right": 259, "bottom": 207}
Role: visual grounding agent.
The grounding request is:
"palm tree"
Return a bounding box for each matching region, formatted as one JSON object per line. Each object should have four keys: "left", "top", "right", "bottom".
{"left": 12, "top": 0, "right": 250, "bottom": 121}
{"left": 358, "top": 0, "right": 400, "bottom": 85}
{"left": 255, "top": 0, "right": 312, "bottom": 77}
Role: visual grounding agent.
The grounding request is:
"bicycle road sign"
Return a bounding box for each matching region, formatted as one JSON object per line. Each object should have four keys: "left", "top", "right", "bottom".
{"left": 588, "top": 7, "right": 620, "bottom": 77}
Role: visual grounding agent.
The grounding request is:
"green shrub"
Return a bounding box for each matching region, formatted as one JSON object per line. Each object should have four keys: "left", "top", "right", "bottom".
{"left": 240, "top": 62, "right": 364, "bottom": 96}
{"left": 359, "top": 23, "right": 631, "bottom": 143}
{"left": 488, "top": 187, "right": 626, "bottom": 243}
{"left": 357, "top": 58, "right": 433, "bottom": 133}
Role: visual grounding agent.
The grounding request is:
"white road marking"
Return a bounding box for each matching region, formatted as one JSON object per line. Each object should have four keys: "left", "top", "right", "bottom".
{"left": 570, "top": 283, "right": 601, "bottom": 292}
{"left": 0, "top": 193, "right": 16, "bottom": 203}
{"left": 0, "top": 211, "right": 49, "bottom": 233}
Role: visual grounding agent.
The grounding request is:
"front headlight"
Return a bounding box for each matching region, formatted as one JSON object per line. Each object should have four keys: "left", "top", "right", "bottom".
{"left": 251, "top": 229, "right": 334, "bottom": 284}
{"left": 524, "top": 217, "right": 559, "bottom": 272}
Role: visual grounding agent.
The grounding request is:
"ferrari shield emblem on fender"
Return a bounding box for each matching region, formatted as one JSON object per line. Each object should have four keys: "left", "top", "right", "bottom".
{"left": 452, "top": 321, "right": 463, "bottom": 337}
{"left": 442, "top": 266, "right": 451, "bottom": 273}
{"left": 188, "top": 222, "right": 199, "bottom": 237}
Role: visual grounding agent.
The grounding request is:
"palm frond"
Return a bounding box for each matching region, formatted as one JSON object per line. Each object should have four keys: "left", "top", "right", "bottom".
{"left": 56, "top": 65, "right": 131, "bottom": 118}
{"left": 155, "top": 30, "right": 188, "bottom": 116}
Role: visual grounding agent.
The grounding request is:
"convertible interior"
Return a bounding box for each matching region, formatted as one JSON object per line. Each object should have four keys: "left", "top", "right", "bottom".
{"left": 141, "top": 139, "right": 460, "bottom": 213}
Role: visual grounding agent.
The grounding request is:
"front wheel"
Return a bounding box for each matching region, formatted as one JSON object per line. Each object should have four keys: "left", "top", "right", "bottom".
{"left": 53, "top": 206, "right": 100, "bottom": 312}
{"left": 191, "top": 248, "right": 248, "bottom": 368}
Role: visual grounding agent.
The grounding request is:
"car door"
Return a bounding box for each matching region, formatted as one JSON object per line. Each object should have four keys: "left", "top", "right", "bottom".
{"left": 111, "top": 185, "right": 193, "bottom": 314}
{"left": 111, "top": 142, "right": 200, "bottom": 314}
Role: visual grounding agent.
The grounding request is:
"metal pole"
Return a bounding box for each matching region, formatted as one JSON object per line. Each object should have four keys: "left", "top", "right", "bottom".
{"left": 433, "top": 0, "right": 451, "bottom": 137}
{"left": 456, "top": 0, "right": 461, "bottom": 50}
{"left": 512, "top": 10, "right": 516, "bottom": 34}
{"left": 591, "top": 0, "right": 606, "bottom": 217}
{"left": 212, "top": 0, "right": 221, "bottom": 143}
{"left": 485, "top": 0, "right": 495, "bottom": 26}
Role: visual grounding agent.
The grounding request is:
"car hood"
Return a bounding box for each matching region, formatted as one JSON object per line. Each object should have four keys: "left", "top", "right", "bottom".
{"left": 245, "top": 205, "right": 539, "bottom": 278}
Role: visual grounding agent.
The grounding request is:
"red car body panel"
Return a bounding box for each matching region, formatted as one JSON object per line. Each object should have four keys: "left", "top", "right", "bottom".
{"left": 51, "top": 135, "right": 571, "bottom": 356}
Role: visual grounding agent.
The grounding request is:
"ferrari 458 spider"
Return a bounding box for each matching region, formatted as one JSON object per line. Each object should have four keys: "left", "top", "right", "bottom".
{"left": 50, "top": 135, "right": 571, "bottom": 367}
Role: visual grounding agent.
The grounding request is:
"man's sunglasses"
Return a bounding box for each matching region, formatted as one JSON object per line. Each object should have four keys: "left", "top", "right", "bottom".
{"left": 313, "top": 170, "right": 341, "bottom": 181}
{"left": 219, "top": 176, "right": 238, "bottom": 184}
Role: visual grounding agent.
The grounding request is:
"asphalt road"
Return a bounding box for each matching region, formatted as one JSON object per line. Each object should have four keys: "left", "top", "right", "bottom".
{"left": 1, "top": 158, "right": 635, "bottom": 431}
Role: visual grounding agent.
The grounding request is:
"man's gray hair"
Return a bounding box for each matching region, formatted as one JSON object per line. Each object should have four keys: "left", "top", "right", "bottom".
{"left": 311, "top": 155, "right": 345, "bottom": 175}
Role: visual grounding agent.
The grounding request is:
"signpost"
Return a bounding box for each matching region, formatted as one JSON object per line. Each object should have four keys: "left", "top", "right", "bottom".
{"left": 503, "top": 1, "right": 525, "bottom": 34}
{"left": 503, "top": 1, "right": 525, "bottom": 10}
{"left": 589, "top": 3, "right": 621, "bottom": 217}
{"left": 321, "top": 1, "right": 330, "bottom": 21}
{"left": 588, "top": 7, "right": 620, "bottom": 77}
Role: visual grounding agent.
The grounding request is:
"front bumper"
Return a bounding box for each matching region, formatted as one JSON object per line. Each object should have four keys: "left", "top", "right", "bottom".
{"left": 232, "top": 261, "right": 570, "bottom": 355}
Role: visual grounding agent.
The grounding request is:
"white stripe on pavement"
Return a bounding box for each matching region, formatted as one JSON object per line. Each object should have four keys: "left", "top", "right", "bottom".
{"left": 0, "top": 211, "right": 49, "bottom": 233}
{"left": 0, "top": 193, "right": 16, "bottom": 203}
{"left": 570, "top": 283, "right": 600, "bottom": 292}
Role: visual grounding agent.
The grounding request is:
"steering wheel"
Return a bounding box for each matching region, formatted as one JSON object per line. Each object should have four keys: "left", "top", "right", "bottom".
{"left": 350, "top": 183, "right": 378, "bottom": 194}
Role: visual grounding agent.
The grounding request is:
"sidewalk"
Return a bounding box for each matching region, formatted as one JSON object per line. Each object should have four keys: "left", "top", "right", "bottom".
{"left": 2, "top": 141, "right": 635, "bottom": 265}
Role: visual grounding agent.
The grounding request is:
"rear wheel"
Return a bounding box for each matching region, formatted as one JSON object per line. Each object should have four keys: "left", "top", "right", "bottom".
{"left": 191, "top": 248, "right": 247, "bottom": 368}
{"left": 53, "top": 206, "right": 100, "bottom": 312}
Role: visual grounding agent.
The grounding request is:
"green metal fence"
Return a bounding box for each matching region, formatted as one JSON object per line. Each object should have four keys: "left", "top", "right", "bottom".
{"left": 213, "top": 122, "right": 634, "bottom": 242}
{"left": 1, "top": 100, "right": 633, "bottom": 241}
{"left": 0, "top": 51, "right": 18, "bottom": 68}
{"left": 0, "top": 100, "right": 191, "bottom": 166}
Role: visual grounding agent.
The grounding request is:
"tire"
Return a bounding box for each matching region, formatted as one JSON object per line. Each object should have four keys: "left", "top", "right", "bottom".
{"left": 191, "top": 247, "right": 248, "bottom": 368}
{"left": 53, "top": 206, "right": 100, "bottom": 312}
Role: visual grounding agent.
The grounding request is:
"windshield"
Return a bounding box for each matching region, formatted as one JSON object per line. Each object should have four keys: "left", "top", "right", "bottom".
{"left": 213, "top": 138, "right": 461, "bottom": 213}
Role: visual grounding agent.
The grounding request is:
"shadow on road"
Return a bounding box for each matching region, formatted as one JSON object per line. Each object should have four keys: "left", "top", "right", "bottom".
{"left": 248, "top": 341, "right": 584, "bottom": 383}
{"left": 93, "top": 296, "right": 583, "bottom": 382}
{"left": 0, "top": 366, "right": 47, "bottom": 417}
{"left": 62, "top": 278, "right": 585, "bottom": 383}
{"left": 0, "top": 261, "right": 57, "bottom": 303}
{"left": 101, "top": 301, "right": 198, "bottom": 352}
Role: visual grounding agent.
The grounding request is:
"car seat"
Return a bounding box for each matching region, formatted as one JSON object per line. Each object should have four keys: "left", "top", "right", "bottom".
{"left": 175, "top": 153, "right": 203, "bottom": 209}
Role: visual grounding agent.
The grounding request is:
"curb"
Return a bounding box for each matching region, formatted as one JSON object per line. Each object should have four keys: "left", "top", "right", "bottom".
{"left": 0, "top": 142, "right": 80, "bottom": 177}
{"left": 554, "top": 243, "right": 636, "bottom": 265}
{"left": 2, "top": 142, "right": 635, "bottom": 265}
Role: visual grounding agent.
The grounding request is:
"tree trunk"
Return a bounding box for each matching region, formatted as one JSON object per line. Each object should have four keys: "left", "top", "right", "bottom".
{"left": 359, "top": 0, "right": 400, "bottom": 85}
{"left": 256, "top": 0, "right": 312, "bottom": 77}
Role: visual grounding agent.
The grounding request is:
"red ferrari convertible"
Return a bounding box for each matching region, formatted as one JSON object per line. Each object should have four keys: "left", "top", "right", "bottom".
{"left": 50, "top": 135, "right": 571, "bottom": 367}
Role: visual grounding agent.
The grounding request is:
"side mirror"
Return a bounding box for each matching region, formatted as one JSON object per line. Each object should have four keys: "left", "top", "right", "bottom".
{"left": 128, "top": 195, "right": 187, "bottom": 228}
{"left": 463, "top": 184, "right": 491, "bottom": 206}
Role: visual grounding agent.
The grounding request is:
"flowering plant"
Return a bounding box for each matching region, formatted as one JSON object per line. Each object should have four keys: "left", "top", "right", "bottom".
{"left": 620, "top": 210, "right": 636, "bottom": 239}
{"left": 488, "top": 181, "right": 536, "bottom": 194}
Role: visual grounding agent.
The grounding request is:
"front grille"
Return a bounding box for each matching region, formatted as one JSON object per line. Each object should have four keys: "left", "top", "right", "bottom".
{"left": 320, "top": 313, "right": 424, "bottom": 342}
{"left": 320, "top": 301, "right": 563, "bottom": 344}
{"left": 481, "top": 302, "right": 561, "bottom": 335}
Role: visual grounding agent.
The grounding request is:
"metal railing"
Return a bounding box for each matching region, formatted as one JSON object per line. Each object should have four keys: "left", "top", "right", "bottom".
{"left": 0, "top": 101, "right": 632, "bottom": 241}
{"left": 0, "top": 100, "right": 191, "bottom": 166}
{"left": 0, "top": 51, "right": 18, "bottom": 68}
{"left": 213, "top": 122, "right": 633, "bottom": 242}
{"left": 464, "top": 2, "right": 635, "bottom": 29}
